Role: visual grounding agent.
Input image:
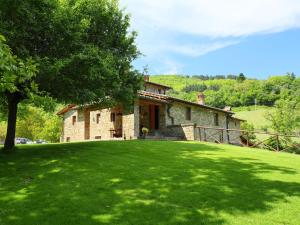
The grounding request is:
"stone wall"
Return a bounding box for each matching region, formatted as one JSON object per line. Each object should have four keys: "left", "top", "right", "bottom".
{"left": 144, "top": 83, "right": 167, "bottom": 94}
{"left": 63, "top": 107, "right": 125, "bottom": 142}
{"left": 166, "top": 102, "right": 227, "bottom": 128}
{"left": 89, "top": 108, "right": 122, "bottom": 140}
{"left": 122, "top": 103, "right": 139, "bottom": 140}
{"left": 61, "top": 99, "right": 241, "bottom": 143}
{"left": 227, "top": 118, "right": 242, "bottom": 144}
{"left": 63, "top": 109, "right": 85, "bottom": 142}
{"left": 164, "top": 102, "right": 241, "bottom": 143}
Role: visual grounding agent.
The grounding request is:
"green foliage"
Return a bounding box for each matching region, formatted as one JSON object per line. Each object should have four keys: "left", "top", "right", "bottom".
{"left": 0, "top": 0, "right": 142, "bottom": 106}
{"left": 182, "top": 83, "right": 207, "bottom": 93}
{"left": 241, "top": 122, "right": 256, "bottom": 141}
{"left": 0, "top": 0, "right": 142, "bottom": 149}
{"left": 265, "top": 137, "right": 286, "bottom": 151}
{"left": 15, "top": 105, "right": 61, "bottom": 142}
{"left": 151, "top": 74, "right": 299, "bottom": 109}
{"left": 265, "top": 99, "right": 299, "bottom": 135}
{"left": 0, "top": 35, "right": 38, "bottom": 99}
{"left": 0, "top": 121, "right": 6, "bottom": 141}
{"left": 237, "top": 73, "right": 246, "bottom": 82}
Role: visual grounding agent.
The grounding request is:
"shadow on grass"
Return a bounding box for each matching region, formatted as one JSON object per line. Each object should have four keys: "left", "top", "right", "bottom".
{"left": 0, "top": 141, "right": 299, "bottom": 225}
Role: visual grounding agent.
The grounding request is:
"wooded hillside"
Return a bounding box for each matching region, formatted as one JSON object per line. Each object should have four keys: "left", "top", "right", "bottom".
{"left": 151, "top": 74, "right": 300, "bottom": 109}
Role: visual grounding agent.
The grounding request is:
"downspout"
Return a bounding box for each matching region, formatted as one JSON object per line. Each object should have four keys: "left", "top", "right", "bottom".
{"left": 167, "top": 102, "right": 175, "bottom": 126}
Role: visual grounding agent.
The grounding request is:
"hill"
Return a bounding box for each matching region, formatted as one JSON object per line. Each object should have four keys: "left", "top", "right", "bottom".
{"left": 1, "top": 141, "right": 300, "bottom": 225}
{"left": 233, "top": 106, "right": 273, "bottom": 130}
{"left": 150, "top": 74, "right": 300, "bottom": 109}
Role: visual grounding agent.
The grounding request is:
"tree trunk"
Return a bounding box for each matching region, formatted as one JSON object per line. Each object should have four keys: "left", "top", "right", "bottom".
{"left": 3, "top": 93, "right": 20, "bottom": 151}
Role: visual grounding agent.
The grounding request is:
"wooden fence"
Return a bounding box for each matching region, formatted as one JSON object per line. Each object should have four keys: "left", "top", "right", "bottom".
{"left": 197, "top": 126, "right": 300, "bottom": 152}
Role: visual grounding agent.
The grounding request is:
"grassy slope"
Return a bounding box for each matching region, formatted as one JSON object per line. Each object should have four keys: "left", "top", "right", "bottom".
{"left": 150, "top": 75, "right": 235, "bottom": 92}
{"left": 1, "top": 141, "right": 300, "bottom": 225}
{"left": 233, "top": 106, "right": 273, "bottom": 129}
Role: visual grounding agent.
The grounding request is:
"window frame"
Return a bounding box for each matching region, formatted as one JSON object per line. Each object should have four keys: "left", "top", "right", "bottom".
{"left": 214, "top": 113, "right": 219, "bottom": 126}
{"left": 96, "top": 113, "right": 101, "bottom": 124}
{"left": 110, "top": 112, "right": 116, "bottom": 122}
{"left": 72, "top": 116, "right": 76, "bottom": 125}
{"left": 185, "top": 107, "right": 192, "bottom": 121}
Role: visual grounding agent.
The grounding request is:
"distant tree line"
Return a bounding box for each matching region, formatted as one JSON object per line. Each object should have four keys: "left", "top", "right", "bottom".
{"left": 191, "top": 73, "right": 247, "bottom": 81}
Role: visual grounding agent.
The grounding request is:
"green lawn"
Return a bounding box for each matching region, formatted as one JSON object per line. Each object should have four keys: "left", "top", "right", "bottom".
{"left": 1, "top": 141, "right": 300, "bottom": 225}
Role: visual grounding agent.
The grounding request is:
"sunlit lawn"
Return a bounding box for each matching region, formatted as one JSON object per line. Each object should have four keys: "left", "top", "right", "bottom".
{"left": 1, "top": 141, "right": 300, "bottom": 225}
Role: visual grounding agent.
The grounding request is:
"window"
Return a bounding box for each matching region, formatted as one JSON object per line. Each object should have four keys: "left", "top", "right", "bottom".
{"left": 185, "top": 107, "right": 191, "bottom": 120}
{"left": 111, "top": 113, "right": 116, "bottom": 122}
{"left": 72, "top": 116, "right": 76, "bottom": 125}
{"left": 214, "top": 113, "right": 219, "bottom": 126}
{"left": 96, "top": 113, "right": 101, "bottom": 124}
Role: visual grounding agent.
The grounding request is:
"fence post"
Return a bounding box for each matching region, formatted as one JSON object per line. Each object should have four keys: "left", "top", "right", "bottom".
{"left": 246, "top": 132, "right": 249, "bottom": 147}
{"left": 276, "top": 134, "right": 280, "bottom": 152}
{"left": 203, "top": 128, "right": 206, "bottom": 141}
{"left": 221, "top": 129, "right": 224, "bottom": 143}
{"left": 199, "top": 128, "right": 202, "bottom": 141}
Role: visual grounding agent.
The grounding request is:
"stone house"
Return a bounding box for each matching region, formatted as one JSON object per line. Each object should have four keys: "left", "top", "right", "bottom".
{"left": 58, "top": 76, "right": 244, "bottom": 143}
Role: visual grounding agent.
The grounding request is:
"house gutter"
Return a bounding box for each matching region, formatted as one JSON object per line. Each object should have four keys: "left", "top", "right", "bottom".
{"left": 167, "top": 101, "right": 175, "bottom": 125}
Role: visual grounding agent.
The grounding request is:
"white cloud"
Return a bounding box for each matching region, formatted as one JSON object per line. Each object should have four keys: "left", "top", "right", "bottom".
{"left": 122, "top": 0, "right": 300, "bottom": 37}
{"left": 121, "top": 0, "right": 300, "bottom": 73}
{"left": 160, "top": 59, "right": 184, "bottom": 74}
{"left": 164, "top": 41, "right": 241, "bottom": 57}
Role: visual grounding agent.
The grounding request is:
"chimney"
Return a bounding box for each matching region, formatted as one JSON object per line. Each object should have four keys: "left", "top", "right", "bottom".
{"left": 197, "top": 92, "right": 205, "bottom": 105}
{"left": 144, "top": 75, "right": 150, "bottom": 82}
{"left": 224, "top": 106, "right": 232, "bottom": 111}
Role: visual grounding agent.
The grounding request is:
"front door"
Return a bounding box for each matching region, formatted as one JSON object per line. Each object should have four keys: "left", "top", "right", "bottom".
{"left": 149, "top": 105, "right": 159, "bottom": 130}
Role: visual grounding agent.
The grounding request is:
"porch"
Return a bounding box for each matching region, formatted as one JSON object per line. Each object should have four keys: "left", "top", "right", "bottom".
{"left": 138, "top": 99, "right": 167, "bottom": 137}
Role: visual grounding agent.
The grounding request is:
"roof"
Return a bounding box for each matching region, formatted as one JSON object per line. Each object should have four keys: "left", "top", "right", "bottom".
{"left": 145, "top": 81, "right": 172, "bottom": 90}
{"left": 230, "top": 116, "right": 246, "bottom": 122}
{"left": 138, "top": 91, "right": 234, "bottom": 115}
{"left": 57, "top": 104, "right": 76, "bottom": 115}
{"left": 138, "top": 91, "right": 169, "bottom": 103}
{"left": 57, "top": 89, "right": 236, "bottom": 116}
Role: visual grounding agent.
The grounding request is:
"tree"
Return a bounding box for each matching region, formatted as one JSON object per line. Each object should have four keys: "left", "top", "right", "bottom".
{"left": 0, "top": 121, "right": 6, "bottom": 142}
{"left": 237, "top": 73, "right": 246, "bottom": 82}
{"left": 0, "top": 35, "right": 38, "bottom": 150}
{"left": 16, "top": 105, "right": 61, "bottom": 142}
{"left": 265, "top": 99, "right": 299, "bottom": 135}
{"left": 0, "top": 0, "right": 142, "bottom": 151}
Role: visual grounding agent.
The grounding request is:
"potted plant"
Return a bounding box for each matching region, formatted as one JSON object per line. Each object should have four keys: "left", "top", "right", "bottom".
{"left": 141, "top": 127, "right": 149, "bottom": 139}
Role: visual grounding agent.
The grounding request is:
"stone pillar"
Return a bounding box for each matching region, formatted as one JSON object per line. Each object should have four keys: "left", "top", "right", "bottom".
{"left": 181, "top": 123, "right": 196, "bottom": 140}
{"left": 122, "top": 102, "right": 139, "bottom": 140}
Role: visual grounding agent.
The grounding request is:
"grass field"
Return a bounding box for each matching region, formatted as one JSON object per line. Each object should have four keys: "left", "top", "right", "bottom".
{"left": 233, "top": 106, "right": 273, "bottom": 130}
{"left": 1, "top": 141, "right": 300, "bottom": 225}
{"left": 150, "top": 75, "right": 236, "bottom": 92}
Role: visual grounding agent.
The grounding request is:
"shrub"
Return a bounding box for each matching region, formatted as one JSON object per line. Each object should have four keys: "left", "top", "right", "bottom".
{"left": 182, "top": 84, "right": 207, "bottom": 93}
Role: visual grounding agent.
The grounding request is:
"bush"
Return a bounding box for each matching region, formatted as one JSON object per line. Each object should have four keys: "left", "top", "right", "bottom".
{"left": 264, "top": 137, "right": 286, "bottom": 151}
{"left": 241, "top": 122, "right": 256, "bottom": 142}
{"left": 182, "top": 84, "right": 207, "bottom": 93}
{"left": 0, "top": 121, "right": 6, "bottom": 142}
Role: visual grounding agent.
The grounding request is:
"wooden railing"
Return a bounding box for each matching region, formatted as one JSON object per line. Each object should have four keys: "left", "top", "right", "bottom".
{"left": 196, "top": 126, "right": 300, "bottom": 152}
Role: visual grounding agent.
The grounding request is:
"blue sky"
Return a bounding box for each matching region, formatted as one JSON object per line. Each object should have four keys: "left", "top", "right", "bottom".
{"left": 121, "top": 0, "right": 300, "bottom": 79}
